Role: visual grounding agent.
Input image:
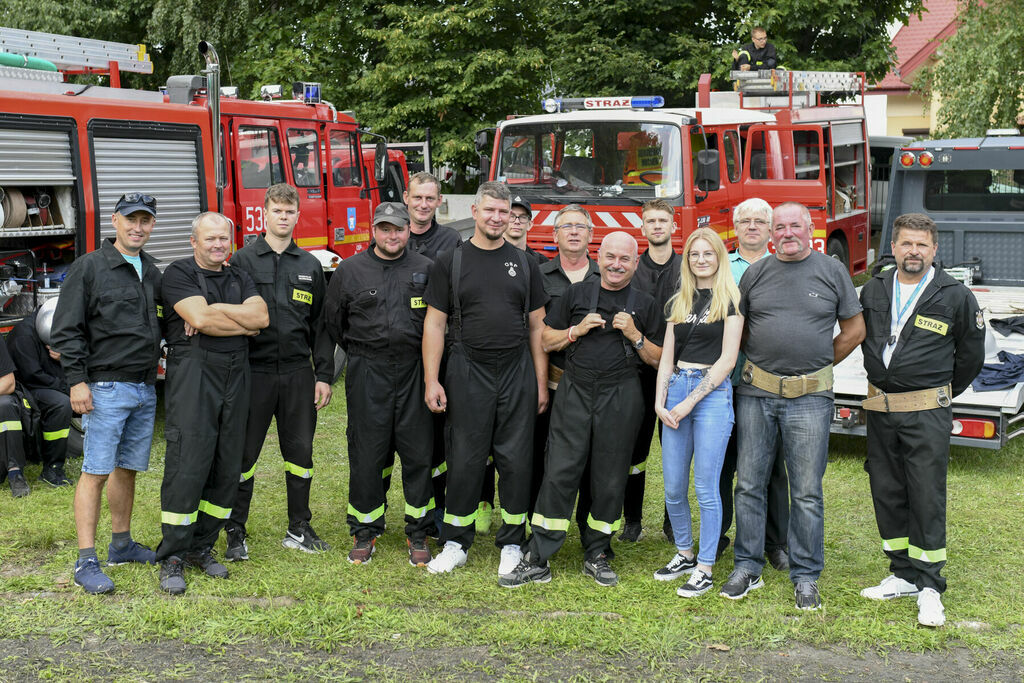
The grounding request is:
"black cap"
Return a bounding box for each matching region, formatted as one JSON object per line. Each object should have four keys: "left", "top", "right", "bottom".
{"left": 114, "top": 193, "right": 157, "bottom": 217}
{"left": 373, "top": 202, "right": 410, "bottom": 227}
{"left": 510, "top": 195, "right": 532, "bottom": 214}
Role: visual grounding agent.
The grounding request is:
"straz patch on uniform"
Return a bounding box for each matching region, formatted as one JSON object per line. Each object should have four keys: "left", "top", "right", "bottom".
{"left": 292, "top": 289, "right": 313, "bottom": 305}
{"left": 410, "top": 296, "right": 426, "bottom": 309}
{"left": 914, "top": 315, "right": 948, "bottom": 336}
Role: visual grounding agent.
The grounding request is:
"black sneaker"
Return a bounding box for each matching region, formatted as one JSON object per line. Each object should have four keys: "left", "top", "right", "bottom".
{"left": 8, "top": 471, "right": 30, "bottom": 498}
{"left": 40, "top": 465, "right": 72, "bottom": 488}
{"left": 766, "top": 547, "right": 791, "bottom": 571}
{"left": 583, "top": 554, "right": 618, "bottom": 587}
{"left": 184, "top": 548, "right": 229, "bottom": 579}
{"left": 719, "top": 569, "right": 764, "bottom": 600}
{"left": 499, "top": 558, "right": 552, "bottom": 588}
{"left": 618, "top": 521, "right": 643, "bottom": 542}
{"left": 283, "top": 521, "right": 330, "bottom": 554}
{"left": 159, "top": 556, "right": 187, "bottom": 595}
{"left": 677, "top": 568, "right": 714, "bottom": 598}
{"left": 653, "top": 552, "right": 697, "bottom": 581}
{"left": 795, "top": 580, "right": 822, "bottom": 611}
{"left": 225, "top": 527, "right": 249, "bottom": 562}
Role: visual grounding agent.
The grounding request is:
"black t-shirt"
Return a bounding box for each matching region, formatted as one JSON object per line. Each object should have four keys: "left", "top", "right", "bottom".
{"left": 424, "top": 240, "right": 548, "bottom": 350}
{"left": 0, "top": 335, "right": 15, "bottom": 378}
{"left": 673, "top": 289, "right": 736, "bottom": 365}
{"left": 545, "top": 281, "right": 665, "bottom": 371}
{"left": 162, "top": 259, "right": 260, "bottom": 352}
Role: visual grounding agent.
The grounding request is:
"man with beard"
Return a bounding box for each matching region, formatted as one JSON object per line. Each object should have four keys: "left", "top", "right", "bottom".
{"left": 858, "top": 213, "right": 984, "bottom": 627}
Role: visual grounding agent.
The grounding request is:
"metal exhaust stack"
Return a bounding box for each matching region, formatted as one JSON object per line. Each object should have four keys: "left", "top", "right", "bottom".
{"left": 198, "top": 41, "right": 223, "bottom": 212}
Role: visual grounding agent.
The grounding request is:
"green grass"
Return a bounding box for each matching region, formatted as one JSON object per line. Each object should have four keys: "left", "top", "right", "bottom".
{"left": 1, "top": 382, "right": 1023, "bottom": 679}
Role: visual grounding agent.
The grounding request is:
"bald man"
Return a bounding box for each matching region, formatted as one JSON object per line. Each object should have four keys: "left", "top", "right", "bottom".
{"left": 501, "top": 232, "right": 665, "bottom": 588}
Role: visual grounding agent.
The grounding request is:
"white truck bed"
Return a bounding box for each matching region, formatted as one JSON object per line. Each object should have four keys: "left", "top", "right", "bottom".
{"left": 832, "top": 284, "right": 1024, "bottom": 448}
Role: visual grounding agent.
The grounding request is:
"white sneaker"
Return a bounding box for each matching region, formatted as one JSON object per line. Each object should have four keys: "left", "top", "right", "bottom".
{"left": 498, "top": 544, "right": 522, "bottom": 577}
{"left": 917, "top": 587, "right": 945, "bottom": 627}
{"left": 860, "top": 574, "right": 921, "bottom": 600}
{"left": 427, "top": 541, "right": 467, "bottom": 574}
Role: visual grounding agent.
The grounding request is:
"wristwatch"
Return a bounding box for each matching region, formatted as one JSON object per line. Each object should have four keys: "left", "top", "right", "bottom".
{"left": 633, "top": 335, "right": 645, "bottom": 350}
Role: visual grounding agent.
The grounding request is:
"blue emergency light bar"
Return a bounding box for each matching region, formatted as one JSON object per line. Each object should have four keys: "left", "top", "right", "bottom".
{"left": 541, "top": 95, "right": 665, "bottom": 113}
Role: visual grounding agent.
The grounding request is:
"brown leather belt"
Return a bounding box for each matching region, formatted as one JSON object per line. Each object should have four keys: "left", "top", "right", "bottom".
{"left": 862, "top": 384, "right": 952, "bottom": 412}
{"left": 741, "top": 360, "right": 833, "bottom": 398}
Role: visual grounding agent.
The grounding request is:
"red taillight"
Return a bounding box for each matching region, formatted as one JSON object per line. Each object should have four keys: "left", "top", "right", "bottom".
{"left": 918, "top": 152, "right": 934, "bottom": 167}
{"left": 951, "top": 418, "right": 996, "bottom": 438}
{"left": 899, "top": 152, "right": 916, "bottom": 167}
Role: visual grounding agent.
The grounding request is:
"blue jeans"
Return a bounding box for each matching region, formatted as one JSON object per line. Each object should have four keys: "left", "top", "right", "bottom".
{"left": 81, "top": 381, "right": 157, "bottom": 475}
{"left": 733, "top": 393, "right": 832, "bottom": 582}
{"left": 660, "top": 369, "right": 733, "bottom": 567}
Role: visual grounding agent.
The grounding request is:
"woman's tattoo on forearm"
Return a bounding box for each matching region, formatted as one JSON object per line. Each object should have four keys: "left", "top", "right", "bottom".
{"left": 687, "top": 376, "right": 717, "bottom": 403}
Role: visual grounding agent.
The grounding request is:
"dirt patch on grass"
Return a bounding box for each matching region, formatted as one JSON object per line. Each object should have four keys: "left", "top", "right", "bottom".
{"left": 1, "top": 636, "right": 1021, "bottom": 681}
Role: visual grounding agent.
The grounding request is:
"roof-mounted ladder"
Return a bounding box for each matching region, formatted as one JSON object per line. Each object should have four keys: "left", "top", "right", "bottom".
{"left": 730, "top": 69, "right": 866, "bottom": 111}
{"left": 0, "top": 27, "right": 152, "bottom": 87}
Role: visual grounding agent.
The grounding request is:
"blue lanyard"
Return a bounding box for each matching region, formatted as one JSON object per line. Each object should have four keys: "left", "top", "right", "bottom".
{"left": 894, "top": 275, "right": 928, "bottom": 325}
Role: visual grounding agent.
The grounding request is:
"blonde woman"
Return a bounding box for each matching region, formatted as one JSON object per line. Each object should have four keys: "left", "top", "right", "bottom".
{"left": 654, "top": 228, "right": 742, "bottom": 597}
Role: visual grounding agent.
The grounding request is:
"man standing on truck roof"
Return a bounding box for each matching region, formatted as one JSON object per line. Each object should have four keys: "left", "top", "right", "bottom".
{"left": 421, "top": 180, "right": 548, "bottom": 577}
{"left": 51, "top": 192, "right": 164, "bottom": 594}
{"left": 620, "top": 199, "right": 681, "bottom": 543}
{"left": 223, "top": 183, "right": 334, "bottom": 563}
{"left": 718, "top": 198, "right": 791, "bottom": 570}
{"left": 722, "top": 201, "right": 864, "bottom": 611}
{"left": 858, "top": 213, "right": 984, "bottom": 627}
{"left": 155, "top": 212, "right": 268, "bottom": 595}
{"left": 325, "top": 201, "right": 435, "bottom": 567}
{"left": 731, "top": 27, "right": 778, "bottom": 72}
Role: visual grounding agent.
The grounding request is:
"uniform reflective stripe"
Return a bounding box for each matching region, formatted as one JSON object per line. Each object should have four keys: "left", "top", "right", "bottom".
{"left": 882, "top": 536, "right": 909, "bottom": 552}
{"left": 240, "top": 463, "right": 257, "bottom": 482}
{"left": 630, "top": 460, "right": 647, "bottom": 475}
{"left": 501, "top": 509, "right": 527, "bottom": 525}
{"left": 909, "top": 544, "right": 947, "bottom": 563}
{"left": 198, "top": 499, "right": 232, "bottom": 519}
{"left": 443, "top": 509, "right": 478, "bottom": 527}
{"left": 530, "top": 513, "right": 569, "bottom": 532}
{"left": 43, "top": 428, "right": 70, "bottom": 441}
{"left": 381, "top": 465, "right": 394, "bottom": 479}
{"left": 284, "top": 461, "right": 313, "bottom": 479}
{"left": 431, "top": 462, "right": 447, "bottom": 478}
{"left": 405, "top": 498, "right": 436, "bottom": 519}
{"left": 0, "top": 420, "right": 22, "bottom": 433}
{"left": 586, "top": 514, "right": 622, "bottom": 535}
{"left": 347, "top": 502, "right": 386, "bottom": 523}
{"left": 162, "top": 509, "right": 199, "bottom": 526}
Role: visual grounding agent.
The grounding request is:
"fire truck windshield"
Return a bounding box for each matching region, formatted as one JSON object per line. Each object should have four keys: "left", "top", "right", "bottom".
{"left": 496, "top": 121, "right": 682, "bottom": 201}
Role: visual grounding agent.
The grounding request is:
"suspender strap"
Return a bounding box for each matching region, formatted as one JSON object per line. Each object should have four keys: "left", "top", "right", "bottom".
{"left": 583, "top": 280, "right": 637, "bottom": 360}
{"left": 450, "top": 244, "right": 463, "bottom": 341}
{"left": 516, "top": 247, "right": 530, "bottom": 330}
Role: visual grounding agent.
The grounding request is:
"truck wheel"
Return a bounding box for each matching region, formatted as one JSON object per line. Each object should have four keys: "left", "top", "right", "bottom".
{"left": 827, "top": 235, "right": 849, "bottom": 271}
{"left": 332, "top": 345, "right": 347, "bottom": 384}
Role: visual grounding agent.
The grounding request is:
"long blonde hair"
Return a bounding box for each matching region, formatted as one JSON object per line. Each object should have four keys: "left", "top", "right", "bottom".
{"left": 666, "top": 228, "right": 739, "bottom": 324}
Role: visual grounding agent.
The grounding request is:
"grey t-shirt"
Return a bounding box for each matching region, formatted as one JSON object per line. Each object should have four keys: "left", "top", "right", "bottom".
{"left": 737, "top": 251, "right": 861, "bottom": 398}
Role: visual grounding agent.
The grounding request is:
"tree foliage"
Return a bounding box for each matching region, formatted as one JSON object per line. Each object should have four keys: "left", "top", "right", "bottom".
{"left": 916, "top": 0, "right": 1024, "bottom": 137}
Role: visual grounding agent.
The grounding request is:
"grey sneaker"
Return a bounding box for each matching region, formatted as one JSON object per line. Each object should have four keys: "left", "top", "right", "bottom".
{"left": 8, "top": 471, "right": 30, "bottom": 498}
{"left": 719, "top": 569, "right": 764, "bottom": 600}
{"left": 795, "top": 580, "right": 822, "bottom": 611}
{"left": 159, "top": 556, "right": 186, "bottom": 595}
{"left": 498, "top": 558, "right": 552, "bottom": 588}
{"left": 225, "top": 527, "right": 249, "bottom": 562}
{"left": 583, "top": 554, "right": 618, "bottom": 587}
{"left": 184, "top": 549, "right": 229, "bottom": 579}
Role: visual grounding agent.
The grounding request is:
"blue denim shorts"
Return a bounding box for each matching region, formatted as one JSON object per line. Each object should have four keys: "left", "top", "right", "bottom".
{"left": 81, "top": 381, "right": 158, "bottom": 475}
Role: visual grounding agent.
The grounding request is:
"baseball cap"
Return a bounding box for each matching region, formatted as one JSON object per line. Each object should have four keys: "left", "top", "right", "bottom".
{"left": 511, "top": 195, "right": 532, "bottom": 213}
{"left": 114, "top": 193, "right": 157, "bottom": 217}
{"left": 373, "top": 202, "right": 410, "bottom": 227}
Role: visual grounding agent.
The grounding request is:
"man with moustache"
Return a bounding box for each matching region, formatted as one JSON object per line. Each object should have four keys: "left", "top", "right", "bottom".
{"left": 719, "top": 198, "right": 791, "bottom": 569}
{"left": 224, "top": 183, "right": 334, "bottom": 561}
{"left": 858, "top": 213, "right": 984, "bottom": 627}
{"left": 156, "top": 212, "right": 268, "bottom": 595}
{"left": 422, "top": 181, "right": 548, "bottom": 576}
{"left": 722, "top": 202, "right": 864, "bottom": 610}
{"left": 621, "top": 198, "right": 682, "bottom": 542}
{"left": 501, "top": 231, "right": 664, "bottom": 588}
{"left": 326, "top": 202, "right": 435, "bottom": 567}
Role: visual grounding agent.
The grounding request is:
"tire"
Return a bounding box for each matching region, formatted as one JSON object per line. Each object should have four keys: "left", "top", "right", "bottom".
{"left": 827, "top": 235, "right": 849, "bottom": 271}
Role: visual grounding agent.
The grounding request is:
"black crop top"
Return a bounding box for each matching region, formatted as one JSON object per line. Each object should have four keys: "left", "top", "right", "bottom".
{"left": 672, "top": 289, "right": 735, "bottom": 365}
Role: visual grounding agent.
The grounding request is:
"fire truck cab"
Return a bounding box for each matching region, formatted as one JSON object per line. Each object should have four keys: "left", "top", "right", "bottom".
{"left": 484, "top": 71, "right": 872, "bottom": 274}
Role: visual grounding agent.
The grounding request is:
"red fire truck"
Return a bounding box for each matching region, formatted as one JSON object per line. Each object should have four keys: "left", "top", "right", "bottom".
{"left": 0, "top": 27, "right": 407, "bottom": 324}
{"left": 479, "top": 70, "right": 873, "bottom": 274}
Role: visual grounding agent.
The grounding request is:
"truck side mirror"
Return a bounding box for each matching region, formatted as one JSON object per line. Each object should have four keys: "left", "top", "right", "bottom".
{"left": 474, "top": 129, "right": 492, "bottom": 154}
{"left": 695, "top": 149, "right": 720, "bottom": 192}
{"left": 479, "top": 155, "right": 491, "bottom": 176}
{"left": 374, "top": 141, "right": 387, "bottom": 183}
